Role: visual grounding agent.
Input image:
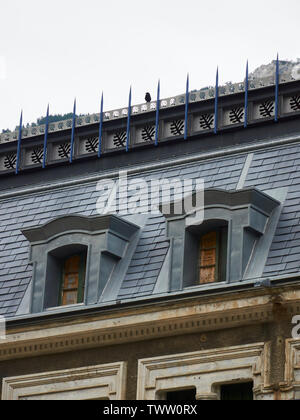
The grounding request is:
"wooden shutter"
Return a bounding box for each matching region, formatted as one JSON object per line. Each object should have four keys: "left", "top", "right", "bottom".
{"left": 198, "top": 232, "right": 219, "bottom": 284}
{"left": 60, "top": 255, "right": 85, "bottom": 306}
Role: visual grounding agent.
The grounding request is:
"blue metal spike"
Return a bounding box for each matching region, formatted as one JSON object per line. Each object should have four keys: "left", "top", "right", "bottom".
{"left": 126, "top": 86, "right": 132, "bottom": 152}
{"left": 42, "top": 104, "right": 50, "bottom": 168}
{"left": 214, "top": 67, "right": 219, "bottom": 134}
{"left": 275, "top": 54, "right": 279, "bottom": 122}
{"left": 70, "top": 98, "right": 76, "bottom": 163}
{"left": 155, "top": 79, "right": 160, "bottom": 147}
{"left": 184, "top": 73, "right": 189, "bottom": 140}
{"left": 244, "top": 61, "right": 249, "bottom": 128}
{"left": 15, "top": 110, "right": 23, "bottom": 175}
{"left": 98, "top": 92, "right": 104, "bottom": 158}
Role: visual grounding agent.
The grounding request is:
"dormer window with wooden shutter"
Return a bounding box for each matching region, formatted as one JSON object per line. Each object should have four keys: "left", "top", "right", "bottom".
{"left": 60, "top": 255, "right": 86, "bottom": 306}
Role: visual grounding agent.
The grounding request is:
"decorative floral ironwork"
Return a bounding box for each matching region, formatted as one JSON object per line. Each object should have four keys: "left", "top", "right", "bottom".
{"left": 259, "top": 100, "right": 275, "bottom": 118}
{"left": 141, "top": 126, "right": 155, "bottom": 142}
{"left": 290, "top": 95, "right": 300, "bottom": 111}
{"left": 112, "top": 131, "right": 127, "bottom": 148}
{"left": 31, "top": 146, "right": 44, "bottom": 164}
{"left": 4, "top": 153, "right": 17, "bottom": 170}
{"left": 170, "top": 120, "right": 184, "bottom": 136}
{"left": 229, "top": 107, "right": 245, "bottom": 124}
{"left": 58, "top": 143, "right": 71, "bottom": 159}
{"left": 84, "top": 136, "right": 99, "bottom": 154}
{"left": 199, "top": 114, "right": 214, "bottom": 130}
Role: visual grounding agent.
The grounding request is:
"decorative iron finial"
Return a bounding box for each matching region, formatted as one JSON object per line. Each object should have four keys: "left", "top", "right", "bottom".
{"left": 155, "top": 79, "right": 160, "bottom": 147}
{"left": 184, "top": 73, "right": 189, "bottom": 140}
{"left": 98, "top": 92, "right": 104, "bottom": 158}
{"left": 15, "top": 110, "right": 23, "bottom": 175}
{"left": 126, "top": 86, "right": 132, "bottom": 152}
{"left": 275, "top": 54, "right": 280, "bottom": 122}
{"left": 214, "top": 67, "right": 219, "bottom": 134}
{"left": 244, "top": 61, "right": 249, "bottom": 128}
{"left": 70, "top": 98, "right": 76, "bottom": 163}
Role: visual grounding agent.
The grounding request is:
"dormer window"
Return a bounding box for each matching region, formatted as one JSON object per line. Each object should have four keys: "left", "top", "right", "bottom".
{"left": 160, "top": 188, "right": 280, "bottom": 292}
{"left": 60, "top": 255, "right": 86, "bottom": 306}
{"left": 198, "top": 228, "right": 228, "bottom": 284}
{"left": 21, "top": 214, "right": 140, "bottom": 314}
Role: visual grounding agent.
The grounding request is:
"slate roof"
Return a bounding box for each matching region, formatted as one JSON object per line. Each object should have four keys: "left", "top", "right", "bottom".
{"left": 0, "top": 140, "right": 300, "bottom": 317}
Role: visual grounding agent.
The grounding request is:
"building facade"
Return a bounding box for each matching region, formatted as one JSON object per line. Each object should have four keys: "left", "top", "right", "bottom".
{"left": 1, "top": 64, "right": 300, "bottom": 400}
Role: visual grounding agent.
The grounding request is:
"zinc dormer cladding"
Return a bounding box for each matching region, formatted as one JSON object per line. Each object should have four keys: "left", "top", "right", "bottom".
{"left": 1, "top": 68, "right": 300, "bottom": 318}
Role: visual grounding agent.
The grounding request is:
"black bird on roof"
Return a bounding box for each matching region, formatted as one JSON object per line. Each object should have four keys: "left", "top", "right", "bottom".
{"left": 145, "top": 92, "right": 151, "bottom": 103}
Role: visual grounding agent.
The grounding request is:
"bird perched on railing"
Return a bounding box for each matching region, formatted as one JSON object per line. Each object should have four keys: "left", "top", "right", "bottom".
{"left": 145, "top": 92, "right": 151, "bottom": 103}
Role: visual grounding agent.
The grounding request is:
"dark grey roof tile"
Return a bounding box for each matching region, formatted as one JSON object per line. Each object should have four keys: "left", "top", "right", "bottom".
{"left": 144, "top": 248, "right": 166, "bottom": 258}
{"left": 118, "top": 288, "right": 139, "bottom": 297}
{"left": 3, "top": 261, "right": 18, "bottom": 269}
{"left": 144, "top": 263, "right": 163, "bottom": 271}
{"left": 8, "top": 266, "right": 28, "bottom": 275}
{"left": 0, "top": 288, "right": 10, "bottom": 296}
{"left": 19, "top": 278, "right": 31, "bottom": 286}
{"left": 278, "top": 219, "right": 298, "bottom": 228}
{"left": 5, "top": 305, "right": 20, "bottom": 314}
{"left": 286, "top": 261, "right": 300, "bottom": 270}
{"left": 132, "top": 251, "right": 149, "bottom": 259}
{"left": 137, "top": 285, "right": 155, "bottom": 294}
{"left": 138, "top": 237, "right": 155, "bottom": 246}
{"left": 287, "top": 246, "right": 300, "bottom": 256}
{"left": 267, "top": 257, "right": 283, "bottom": 265}
{"left": 140, "top": 230, "right": 160, "bottom": 239}
{"left": 0, "top": 274, "right": 17, "bottom": 282}
{"left": 126, "top": 266, "right": 145, "bottom": 275}
{"left": 4, "top": 279, "right": 21, "bottom": 288}
{"left": 154, "top": 241, "right": 170, "bottom": 249}
{"left": 2, "top": 299, "right": 21, "bottom": 308}
{"left": 150, "top": 255, "right": 166, "bottom": 264}
{"left": 120, "top": 280, "right": 139, "bottom": 289}
{"left": 264, "top": 264, "right": 286, "bottom": 273}
{"left": 130, "top": 258, "right": 151, "bottom": 267}
{"left": 143, "top": 270, "right": 161, "bottom": 279}
{"left": 283, "top": 253, "right": 300, "bottom": 263}
{"left": 137, "top": 277, "right": 157, "bottom": 286}
{"left": 135, "top": 244, "right": 156, "bottom": 253}
{"left": 272, "top": 233, "right": 295, "bottom": 243}
{"left": 9, "top": 285, "right": 28, "bottom": 294}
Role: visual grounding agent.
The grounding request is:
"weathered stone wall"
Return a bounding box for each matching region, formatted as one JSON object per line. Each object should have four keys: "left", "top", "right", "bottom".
{"left": 0, "top": 319, "right": 292, "bottom": 400}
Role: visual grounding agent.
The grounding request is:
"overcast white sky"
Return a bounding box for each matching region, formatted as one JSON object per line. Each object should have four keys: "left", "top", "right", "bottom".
{"left": 0, "top": 0, "right": 299, "bottom": 131}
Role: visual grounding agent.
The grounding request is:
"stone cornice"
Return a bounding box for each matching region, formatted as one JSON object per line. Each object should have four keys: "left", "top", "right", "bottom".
{"left": 0, "top": 284, "right": 300, "bottom": 362}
